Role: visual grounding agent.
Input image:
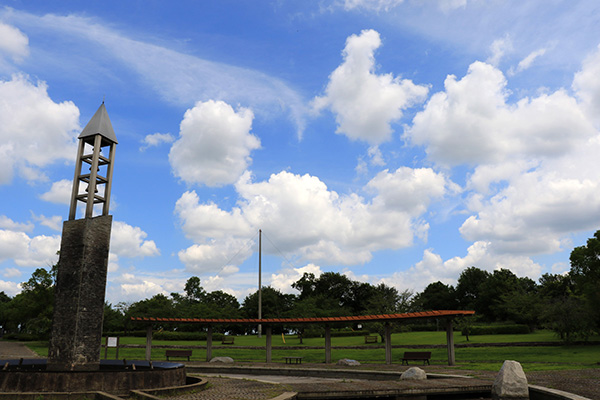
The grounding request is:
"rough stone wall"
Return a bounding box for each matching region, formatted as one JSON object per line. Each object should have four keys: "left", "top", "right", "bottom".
{"left": 48, "top": 215, "right": 112, "bottom": 371}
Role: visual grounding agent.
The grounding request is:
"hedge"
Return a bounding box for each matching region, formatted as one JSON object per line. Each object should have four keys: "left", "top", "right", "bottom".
{"left": 461, "top": 324, "right": 530, "bottom": 335}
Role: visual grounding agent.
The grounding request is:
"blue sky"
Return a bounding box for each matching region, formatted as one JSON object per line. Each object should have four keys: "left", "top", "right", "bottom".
{"left": 1, "top": 0, "right": 600, "bottom": 305}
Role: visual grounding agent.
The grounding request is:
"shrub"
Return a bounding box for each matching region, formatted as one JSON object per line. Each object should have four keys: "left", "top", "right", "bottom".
{"left": 461, "top": 324, "right": 530, "bottom": 336}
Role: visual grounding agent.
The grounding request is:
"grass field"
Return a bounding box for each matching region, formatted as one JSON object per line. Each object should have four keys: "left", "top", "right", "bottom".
{"left": 22, "top": 330, "right": 600, "bottom": 372}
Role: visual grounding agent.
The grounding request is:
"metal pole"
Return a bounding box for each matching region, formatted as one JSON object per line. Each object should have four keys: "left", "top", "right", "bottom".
{"left": 258, "top": 229, "right": 262, "bottom": 338}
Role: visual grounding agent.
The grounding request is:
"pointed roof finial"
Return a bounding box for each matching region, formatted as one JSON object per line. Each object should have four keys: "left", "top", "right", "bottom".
{"left": 79, "top": 102, "right": 118, "bottom": 145}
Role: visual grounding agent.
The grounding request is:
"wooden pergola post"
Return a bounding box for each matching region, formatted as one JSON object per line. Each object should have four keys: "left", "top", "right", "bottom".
{"left": 325, "top": 325, "right": 332, "bottom": 364}
{"left": 206, "top": 325, "right": 213, "bottom": 362}
{"left": 446, "top": 319, "right": 455, "bottom": 366}
{"left": 145, "top": 325, "right": 152, "bottom": 361}
{"left": 384, "top": 322, "right": 392, "bottom": 364}
{"left": 266, "top": 326, "right": 272, "bottom": 363}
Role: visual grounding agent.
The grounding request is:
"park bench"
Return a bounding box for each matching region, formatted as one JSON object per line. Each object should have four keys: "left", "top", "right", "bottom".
{"left": 222, "top": 336, "right": 235, "bottom": 344}
{"left": 284, "top": 356, "right": 303, "bottom": 364}
{"left": 364, "top": 335, "right": 378, "bottom": 343}
{"left": 165, "top": 349, "right": 192, "bottom": 361}
{"left": 401, "top": 351, "right": 431, "bottom": 365}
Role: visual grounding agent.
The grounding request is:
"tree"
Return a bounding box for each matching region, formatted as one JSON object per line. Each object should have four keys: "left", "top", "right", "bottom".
{"left": 569, "top": 230, "right": 600, "bottom": 330}
{"left": 477, "top": 269, "right": 521, "bottom": 321}
{"left": 414, "top": 281, "right": 458, "bottom": 311}
{"left": 184, "top": 276, "right": 206, "bottom": 303}
{"left": 5, "top": 267, "right": 55, "bottom": 337}
{"left": 455, "top": 266, "right": 489, "bottom": 310}
{"left": 241, "top": 286, "right": 295, "bottom": 319}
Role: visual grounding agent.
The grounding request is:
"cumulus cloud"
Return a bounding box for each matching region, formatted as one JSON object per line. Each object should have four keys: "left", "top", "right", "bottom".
{"left": 0, "top": 74, "right": 79, "bottom": 184}
{"left": 169, "top": 100, "right": 261, "bottom": 187}
{"left": 573, "top": 44, "right": 600, "bottom": 123}
{"left": 312, "top": 29, "right": 428, "bottom": 145}
{"left": 139, "top": 132, "right": 175, "bottom": 151}
{"left": 383, "top": 243, "right": 543, "bottom": 293}
{"left": 175, "top": 167, "right": 453, "bottom": 271}
{"left": 31, "top": 213, "right": 63, "bottom": 232}
{"left": 270, "top": 263, "right": 323, "bottom": 294}
{"left": 0, "top": 230, "right": 60, "bottom": 267}
{"left": 0, "top": 22, "right": 29, "bottom": 62}
{"left": 406, "top": 61, "right": 595, "bottom": 168}
{"left": 0, "top": 216, "right": 33, "bottom": 232}
{"left": 110, "top": 221, "right": 160, "bottom": 259}
{"left": 460, "top": 136, "right": 600, "bottom": 256}
{"left": 40, "top": 179, "right": 72, "bottom": 204}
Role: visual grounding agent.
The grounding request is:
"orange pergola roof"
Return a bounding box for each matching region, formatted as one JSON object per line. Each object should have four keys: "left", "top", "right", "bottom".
{"left": 131, "top": 310, "right": 474, "bottom": 325}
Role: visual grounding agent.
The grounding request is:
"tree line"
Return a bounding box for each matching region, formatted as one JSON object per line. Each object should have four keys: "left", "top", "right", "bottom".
{"left": 2, "top": 230, "right": 599, "bottom": 342}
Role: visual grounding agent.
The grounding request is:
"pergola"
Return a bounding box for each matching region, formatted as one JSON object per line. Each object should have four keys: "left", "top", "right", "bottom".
{"left": 132, "top": 310, "right": 474, "bottom": 366}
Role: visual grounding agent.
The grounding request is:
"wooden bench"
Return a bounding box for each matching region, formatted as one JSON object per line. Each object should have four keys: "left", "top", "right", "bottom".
{"left": 401, "top": 351, "right": 431, "bottom": 365}
{"left": 284, "top": 356, "right": 303, "bottom": 364}
{"left": 364, "top": 335, "right": 378, "bottom": 343}
{"left": 165, "top": 349, "right": 192, "bottom": 361}
{"left": 222, "top": 336, "right": 235, "bottom": 344}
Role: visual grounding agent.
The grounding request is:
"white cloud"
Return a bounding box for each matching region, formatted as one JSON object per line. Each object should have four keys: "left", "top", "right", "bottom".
{"left": 312, "top": 29, "right": 428, "bottom": 145}
{"left": 139, "top": 132, "right": 175, "bottom": 151}
{"left": 169, "top": 100, "right": 261, "bottom": 187}
{"left": 486, "top": 36, "right": 512, "bottom": 66}
{"left": 175, "top": 167, "right": 453, "bottom": 271}
{"left": 0, "top": 279, "right": 21, "bottom": 296}
{"left": 509, "top": 47, "right": 547, "bottom": 75}
{"left": 0, "top": 229, "right": 60, "bottom": 267}
{"left": 460, "top": 137, "right": 600, "bottom": 256}
{"left": 270, "top": 263, "right": 323, "bottom": 294}
{"left": 342, "top": 0, "right": 405, "bottom": 12}
{"left": 406, "top": 61, "right": 595, "bottom": 167}
{"left": 110, "top": 221, "right": 160, "bottom": 259}
{"left": 1, "top": 9, "right": 307, "bottom": 137}
{"left": 0, "top": 216, "right": 33, "bottom": 232}
{"left": 573, "top": 44, "right": 600, "bottom": 124}
{"left": 383, "top": 243, "right": 543, "bottom": 293}
{"left": 40, "top": 179, "right": 72, "bottom": 204}
{"left": 341, "top": 0, "right": 468, "bottom": 12}
{"left": 31, "top": 213, "right": 63, "bottom": 232}
{"left": 0, "top": 74, "right": 79, "bottom": 184}
{"left": 2, "top": 267, "right": 22, "bottom": 279}
{"left": 0, "top": 22, "right": 29, "bottom": 62}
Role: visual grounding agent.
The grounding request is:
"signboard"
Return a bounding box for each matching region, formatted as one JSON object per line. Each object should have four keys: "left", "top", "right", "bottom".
{"left": 107, "top": 337, "right": 118, "bottom": 348}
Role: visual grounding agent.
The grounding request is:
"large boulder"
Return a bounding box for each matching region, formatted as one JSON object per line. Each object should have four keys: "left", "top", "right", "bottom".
{"left": 492, "top": 360, "right": 529, "bottom": 399}
{"left": 400, "top": 367, "right": 427, "bottom": 380}
{"left": 210, "top": 356, "right": 234, "bottom": 363}
{"left": 337, "top": 358, "right": 361, "bottom": 366}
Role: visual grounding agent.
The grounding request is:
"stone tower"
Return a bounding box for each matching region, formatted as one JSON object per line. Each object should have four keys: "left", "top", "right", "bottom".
{"left": 48, "top": 102, "right": 117, "bottom": 371}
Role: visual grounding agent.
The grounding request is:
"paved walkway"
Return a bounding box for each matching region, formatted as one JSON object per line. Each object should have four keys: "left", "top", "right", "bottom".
{"left": 0, "top": 341, "right": 41, "bottom": 359}
{"left": 1, "top": 341, "right": 598, "bottom": 399}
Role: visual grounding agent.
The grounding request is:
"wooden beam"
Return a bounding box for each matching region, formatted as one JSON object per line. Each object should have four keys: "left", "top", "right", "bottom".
{"left": 446, "top": 319, "right": 455, "bottom": 366}
{"left": 206, "top": 325, "right": 213, "bottom": 362}
{"left": 145, "top": 325, "right": 152, "bottom": 361}
{"left": 325, "top": 325, "right": 331, "bottom": 364}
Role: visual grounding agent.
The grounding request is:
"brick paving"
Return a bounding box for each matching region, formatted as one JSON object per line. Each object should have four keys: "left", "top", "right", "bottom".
{"left": 176, "top": 363, "right": 600, "bottom": 400}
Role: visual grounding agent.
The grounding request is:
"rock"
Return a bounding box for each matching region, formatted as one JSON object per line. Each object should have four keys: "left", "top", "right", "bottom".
{"left": 337, "top": 358, "right": 361, "bottom": 366}
{"left": 210, "top": 356, "right": 234, "bottom": 363}
{"left": 400, "top": 367, "right": 427, "bottom": 380}
{"left": 492, "top": 360, "right": 529, "bottom": 399}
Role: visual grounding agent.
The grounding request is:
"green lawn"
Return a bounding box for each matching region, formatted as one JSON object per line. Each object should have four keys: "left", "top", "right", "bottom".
{"left": 22, "top": 330, "right": 600, "bottom": 372}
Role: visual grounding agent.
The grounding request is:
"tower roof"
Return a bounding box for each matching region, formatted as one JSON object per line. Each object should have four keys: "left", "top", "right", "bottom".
{"left": 79, "top": 102, "right": 118, "bottom": 145}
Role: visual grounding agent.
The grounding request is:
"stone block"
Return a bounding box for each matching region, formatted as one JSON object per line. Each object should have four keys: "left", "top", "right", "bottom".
{"left": 401, "top": 367, "right": 427, "bottom": 380}
{"left": 492, "top": 360, "right": 529, "bottom": 399}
